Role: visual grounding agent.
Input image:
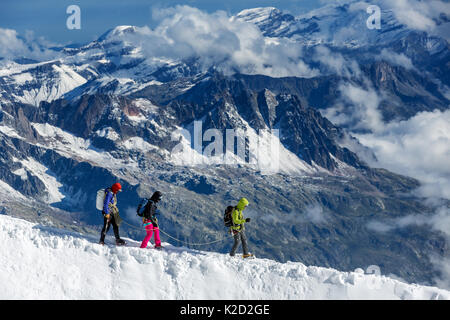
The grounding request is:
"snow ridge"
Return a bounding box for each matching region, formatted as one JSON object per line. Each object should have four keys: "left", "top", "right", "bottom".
{"left": 0, "top": 215, "right": 448, "bottom": 300}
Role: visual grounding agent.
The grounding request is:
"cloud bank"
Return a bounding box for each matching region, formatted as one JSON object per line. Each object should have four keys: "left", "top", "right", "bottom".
{"left": 384, "top": 0, "right": 450, "bottom": 39}
{"left": 323, "top": 82, "right": 385, "bottom": 133}
{"left": 0, "top": 28, "right": 58, "bottom": 61}
{"left": 367, "top": 206, "right": 450, "bottom": 237}
{"left": 324, "top": 0, "right": 450, "bottom": 37}
{"left": 354, "top": 109, "right": 450, "bottom": 200}
{"left": 366, "top": 205, "right": 450, "bottom": 289}
{"left": 313, "top": 46, "right": 362, "bottom": 78}
{"left": 356, "top": 109, "right": 450, "bottom": 289}
{"left": 108, "top": 6, "right": 319, "bottom": 78}
{"left": 255, "top": 204, "right": 329, "bottom": 226}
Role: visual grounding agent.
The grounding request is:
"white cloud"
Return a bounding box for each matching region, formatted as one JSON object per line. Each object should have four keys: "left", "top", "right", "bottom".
{"left": 388, "top": 0, "right": 437, "bottom": 31}
{"left": 430, "top": 255, "right": 450, "bottom": 291}
{"left": 338, "top": 131, "right": 378, "bottom": 164}
{"left": 348, "top": 107, "right": 450, "bottom": 291}
{"left": 304, "top": 204, "right": 327, "bottom": 224}
{"left": 382, "top": 0, "right": 450, "bottom": 34}
{"left": 0, "top": 28, "right": 57, "bottom": 61}
{"left": 0, "top": 28, "right": 28, "bottom": 58}
{"left": 377, "top": 49, "right": 415, "bottom": 70}
{"left": 317, "top": 0, "right": 449, "bottom": 42}
{"left": 106, "top": 6, "right": 319, "bottom": 78}
{"left": 323, "top": 82, "right": 385, "bottom": 132}
{"left": 354, "top": 109, "right": 450, "bottom": 200}
{"left": 255, "top": 204, "right": 328, "bottom": 226}
{"left": 367, "top": 206, "right": 450, "bottom": 237}
{"left": 366, "top": 220, "right": 394, "bottom": 233}
{"left": 430, "top": 206, "right": 450, "bottom": 237}
{"left": 313, "top": 46, "right": 362, "bottom": 78}
{"left": 366, "top": 205, "right": 450, "bottom": 290}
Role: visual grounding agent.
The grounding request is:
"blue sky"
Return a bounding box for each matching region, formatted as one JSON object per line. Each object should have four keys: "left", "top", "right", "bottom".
{"left": 0, "top": 0, "right": 323, "bottom": 45}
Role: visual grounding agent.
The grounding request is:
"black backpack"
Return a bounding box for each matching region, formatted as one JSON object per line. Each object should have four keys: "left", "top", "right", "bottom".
{"left": 137, "top": 199, "right": 153, "bottom": 218}
{"left": 224, "top": 206, "right": 236, "bottom": 227}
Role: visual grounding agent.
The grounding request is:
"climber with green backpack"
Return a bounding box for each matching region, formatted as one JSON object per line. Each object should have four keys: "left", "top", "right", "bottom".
{"left": 225, "top": 197, "right": 254, "bottom": 259}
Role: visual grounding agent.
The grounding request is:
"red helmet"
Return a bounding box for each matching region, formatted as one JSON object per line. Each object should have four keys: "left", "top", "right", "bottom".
{"left": 111, "top": 182, "right": 122, "bottom": 193}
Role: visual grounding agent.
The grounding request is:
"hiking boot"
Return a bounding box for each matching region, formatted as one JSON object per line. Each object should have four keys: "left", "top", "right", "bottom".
{"left": 116, "top": 239, "right": 126, "bottom": 246}
{"left": 243, "top": 253, "right": 254, "bottom": 259}
{"left": 99, "top": 240, "right": 105, "bottom": 245}
{"left": 155, "top": 245, "right": 163, "bottom": 250}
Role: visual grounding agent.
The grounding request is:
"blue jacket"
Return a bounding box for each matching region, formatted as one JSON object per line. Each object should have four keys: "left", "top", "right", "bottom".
{"left": 103, "top": 188, "right": 115, "bottom": 214}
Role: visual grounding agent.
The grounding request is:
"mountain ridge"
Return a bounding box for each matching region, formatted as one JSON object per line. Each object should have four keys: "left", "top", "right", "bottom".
{"left": 1, "top": 214, "right": 449, "bottom": 300}
{"left": 0, "top": 3, "right": 449, "bottom": 288}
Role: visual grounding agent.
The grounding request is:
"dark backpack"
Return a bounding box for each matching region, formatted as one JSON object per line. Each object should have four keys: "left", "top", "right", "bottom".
{"left": 136, "top": 199, "right": 149, "bottom": 217}
{"left": 224, "top": 206, "right": 236, "bottom": 227}
{"left": 137, "top": 198, "right": 157, "bottom": 220}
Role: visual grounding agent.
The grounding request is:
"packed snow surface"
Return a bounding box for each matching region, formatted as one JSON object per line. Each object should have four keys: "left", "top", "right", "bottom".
{"left": 0, "top": 215, "right": 448, "bottom": 300}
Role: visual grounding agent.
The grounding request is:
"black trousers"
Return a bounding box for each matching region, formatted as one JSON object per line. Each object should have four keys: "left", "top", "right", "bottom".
{"left": 100, "top": 215, "right": 120, "bottom": 242}
{"left": 230, "top": 229, "right": 249, "bottom": 256}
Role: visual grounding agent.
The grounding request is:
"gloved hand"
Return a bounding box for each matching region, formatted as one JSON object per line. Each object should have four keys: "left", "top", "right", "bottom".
{"left": 245, "top": 218, "right": 251, "bottom": 223}
{"left": 102, "top": 211, "right": 110, "bottom": 220}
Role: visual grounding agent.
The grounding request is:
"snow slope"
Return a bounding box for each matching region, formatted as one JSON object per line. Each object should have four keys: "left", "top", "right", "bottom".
{"left": 0, "top": 215, "right": 448, "bottom": 300}
{"left": 236, "top": 5, "right": 410, "bottom": 47}
{"left": 0, "top": 61, "right": 87, "bottom": 106}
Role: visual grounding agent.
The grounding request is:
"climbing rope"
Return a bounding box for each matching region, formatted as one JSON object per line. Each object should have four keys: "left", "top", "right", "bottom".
{"left": 121, "top": 218, "right": 234, "bottom": 246}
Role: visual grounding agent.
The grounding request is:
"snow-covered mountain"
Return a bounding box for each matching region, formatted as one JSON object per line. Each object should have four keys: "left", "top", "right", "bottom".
{"left": 0, "top": 60, "right": 87, "bottom": 106}
{"left": 0, "top": 1, "right": 449, "bottom": 292}
{"left": 235, "top": 3, "right": 449, "bottom": 110}
{"left": 235, "top": 4, "right": 448, "bottom": 49}
{"left": 1, "top": 215, "right": 448, "bottom": 300}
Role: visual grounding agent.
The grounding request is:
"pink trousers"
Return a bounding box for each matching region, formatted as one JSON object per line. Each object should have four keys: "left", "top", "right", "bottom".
{"left": 140, "top": 224, "right": 161, "bottom": 248}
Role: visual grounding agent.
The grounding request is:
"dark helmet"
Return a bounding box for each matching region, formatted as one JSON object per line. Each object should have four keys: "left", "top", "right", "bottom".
{"left": 150, "top": 191, "right": 162, "bottom": 202}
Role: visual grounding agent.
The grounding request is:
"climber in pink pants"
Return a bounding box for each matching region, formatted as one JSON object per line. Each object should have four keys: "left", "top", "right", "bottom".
{"left": 137, "top": 191, "right": 163, "bottom": 249}
{"left": 140, "top": 222, "right": 161, "bottom": 249}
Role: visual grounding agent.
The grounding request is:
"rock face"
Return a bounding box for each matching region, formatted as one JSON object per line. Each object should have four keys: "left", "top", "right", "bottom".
{"left": 0, "top": 4, "right": 449, "bottom": 286}
{"left": 144, "top": 73, "right": 365, "bottom": 172}
{"left": 0, "top": 66, "right": 445, "bottom": 285}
